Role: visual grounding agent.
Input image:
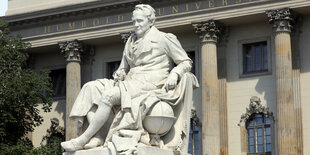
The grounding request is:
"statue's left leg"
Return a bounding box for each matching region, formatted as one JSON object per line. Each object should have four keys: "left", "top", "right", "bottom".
{"left": 61, "top": 87, "right": 121, "bottom": 151}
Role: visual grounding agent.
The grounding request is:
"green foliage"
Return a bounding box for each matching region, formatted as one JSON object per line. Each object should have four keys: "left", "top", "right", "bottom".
{"left": 0, "top": 137, "right": 63, "bottom": 155}
{"left": 0, "top": 18, "right": 53, "bottom": 146}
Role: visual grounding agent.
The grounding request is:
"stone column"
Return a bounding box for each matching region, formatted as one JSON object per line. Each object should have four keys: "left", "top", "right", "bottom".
{"left": 58, "top": 40, "right": 84, "bottom": 141}
{"left": 193, "top": 20, "right": 223, "bottom": 155}
{"left": 218, "top": 29, "right": 229, "bottom": 155}
{"left": 266, "top": 8, "right": 298, "bottom": 154}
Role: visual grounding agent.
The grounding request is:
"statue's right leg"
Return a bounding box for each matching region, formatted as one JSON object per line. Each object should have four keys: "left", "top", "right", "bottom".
{"left": 61, "top": 86, "right": 121, "bottom": 151}
{"left": 83, "top": 105, "right": 104, "bottom": 149}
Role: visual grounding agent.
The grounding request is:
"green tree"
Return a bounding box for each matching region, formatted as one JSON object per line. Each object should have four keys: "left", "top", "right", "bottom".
{"left": 0, "top": 19, "right": 53, "bottom": 147}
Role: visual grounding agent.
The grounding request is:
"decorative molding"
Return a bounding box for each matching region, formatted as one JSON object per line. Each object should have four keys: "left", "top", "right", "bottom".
{"left": 266, "top": 8, "right": 298, "bottom": 32}
{"left": 22, "top": 1, "right": 310, "bottom": 48}
{"left": 238, "top": 96, "right": 273, "bottom": 126}
{"left": 120, "top": 31, "right": 133, "bottom": 43}
{"left": 192, "top": 20, "right": 224, "bottom": 43}
{"left": 58, "top": 40, "right": 84, "bottom": 62}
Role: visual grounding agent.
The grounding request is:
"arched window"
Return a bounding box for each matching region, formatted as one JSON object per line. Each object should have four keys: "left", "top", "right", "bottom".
{"left": 239, "top": 96, "right": 274, "bottom": 155}
{"left": 246, "top": 113, "right": 271, "bottom": 154}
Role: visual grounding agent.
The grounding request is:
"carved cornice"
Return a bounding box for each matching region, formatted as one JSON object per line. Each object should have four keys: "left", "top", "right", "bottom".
{"left": 120, "top": 31, "right": 133, "bottom": 43}
{"left": 266, "top": 8, "right": 297, "bottom": 33}
{"left": 238, "top": 96, "right": 273, "bottom": 126}
{"left": 58, "top": 40, "right": 84, "bottom": 62}
{"left": 192, "top": 20, "right": 224, "bottom": 43}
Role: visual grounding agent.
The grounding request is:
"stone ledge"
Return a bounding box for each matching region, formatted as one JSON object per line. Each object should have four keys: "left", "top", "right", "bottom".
{"left": 63, "top": 145, "right": 190, "bottom": 155}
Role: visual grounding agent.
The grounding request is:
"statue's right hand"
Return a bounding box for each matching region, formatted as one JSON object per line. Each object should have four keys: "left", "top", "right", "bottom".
{"left": 113, "top": 69, "right": 126, "bottom": 81}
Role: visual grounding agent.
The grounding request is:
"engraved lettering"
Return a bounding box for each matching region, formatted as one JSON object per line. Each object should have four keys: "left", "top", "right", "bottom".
{"left": 185, "top": 3, "right": 189, "bottom": 12}
{"left": 209, "top": 0, "right": 215, "bottom": 8}
{"left": 157, "top": 8, "right": 165, "bottom": 16}
{"left": 195, "top": 2, "right": 202, "bottom": 9}
{"left": 44, "top": 26, "right": 51, "bottom": 33}
{"left": 56, "top": 24, "right": 62, "bottom": 32}
{"left": 118, "top": 15, "right": 124, "bottom": 22}
{"left": 222, "top": 0, "right": 228, "bottom": 6}
{"left": 93, "top": 18, "right": 100, "bottom": 26}
{"left": 68, "top": 22, "right": 75, "bottom": 29}
{"left": 106, "top": 17, "right": 110, "bottom": 24}
{"left": 81, "top": 20, "right": 87, "bottom": 28}
{"left": 172, "top": 6, "right": 178, "bottom": 13}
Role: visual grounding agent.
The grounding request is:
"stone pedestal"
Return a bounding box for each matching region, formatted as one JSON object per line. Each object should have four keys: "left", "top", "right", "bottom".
{"left": 63, "top": 145, "right": 190, "bottom": 155}
{"left": 59, "top": 40, "right": 84, "bottom": 141}
{"left": 193, "top": 20, "right": 223, "bottom": 155}
{"left": 266, "top": 8, "right": 299, "bottom": 154}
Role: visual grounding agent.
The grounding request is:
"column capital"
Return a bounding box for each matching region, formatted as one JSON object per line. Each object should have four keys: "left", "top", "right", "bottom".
{"left": 192, "top": 20, "right": 224, "bottom": 43}
{"left": 266, "top": 8, "right": 297, "bottom": 33}
{"left": 120, "top": 31, "right": 133, "bottom": 43}
{"left": 58, "top": 40, "right": 84, "bottom": 62}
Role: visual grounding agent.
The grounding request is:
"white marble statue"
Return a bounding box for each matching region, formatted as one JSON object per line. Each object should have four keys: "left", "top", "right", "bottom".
{"left": 61, "top": 4, "right": 198, "bottom": 155}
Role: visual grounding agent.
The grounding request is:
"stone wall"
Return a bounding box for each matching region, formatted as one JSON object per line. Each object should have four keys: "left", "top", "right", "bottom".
{"left": 300, "top": 14, "right": 310, "bottom": 155}
{"left": 226, "top": 22, "right": 276, "bottom": 154}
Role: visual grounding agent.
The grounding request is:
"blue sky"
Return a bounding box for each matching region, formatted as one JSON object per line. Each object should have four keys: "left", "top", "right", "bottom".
{"left": 0, "top": 0, "right": 8, "bottom": 16}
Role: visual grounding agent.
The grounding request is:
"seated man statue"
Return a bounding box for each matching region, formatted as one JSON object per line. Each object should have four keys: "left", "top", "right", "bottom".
{"left": 61, "top": 4, "right": 198, "bottom": 154}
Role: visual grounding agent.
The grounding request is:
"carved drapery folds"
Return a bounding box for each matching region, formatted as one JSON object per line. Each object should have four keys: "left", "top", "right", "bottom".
{"left": 192, "top": 20, "right": 224, "bottom": 43}
{"left": 239, "top": 96, "right": 273, "bottom": 125}
{"left": 266, "top": 8, "right": 297, "bottom": 32}
{"left": 59, "top": 40, "right": 85, "bottom": 62}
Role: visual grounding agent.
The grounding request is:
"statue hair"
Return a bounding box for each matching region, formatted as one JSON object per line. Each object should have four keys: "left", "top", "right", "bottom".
{"left": 133, "top": 4, "right": 156, "bottom": 26}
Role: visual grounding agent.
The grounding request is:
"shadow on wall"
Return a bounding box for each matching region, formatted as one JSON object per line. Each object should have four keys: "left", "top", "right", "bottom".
{"left": 53, "top": 99, "right": 66, "bottom": 123}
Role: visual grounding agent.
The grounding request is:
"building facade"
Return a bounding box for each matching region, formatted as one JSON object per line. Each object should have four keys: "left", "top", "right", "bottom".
{"left": 4, "top": 0, "right": 310, "bottom": 154}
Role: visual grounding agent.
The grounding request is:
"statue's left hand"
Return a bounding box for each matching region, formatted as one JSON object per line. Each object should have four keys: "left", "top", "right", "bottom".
{"left": 163, "top": 72, "right": 178, "bottom": 92}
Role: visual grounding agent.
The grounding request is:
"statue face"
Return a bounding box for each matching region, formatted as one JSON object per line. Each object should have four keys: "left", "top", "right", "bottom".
{"left": 132, "top": 11, "right": 151, "bottom": 37}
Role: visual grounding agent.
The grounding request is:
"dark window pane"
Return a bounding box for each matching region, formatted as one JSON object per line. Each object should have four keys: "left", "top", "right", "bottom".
{"left": 49, "top": 68, "right": 66, "bottom": 97}
{"left": 266, "top": 143, "right": 272, "bottom": 152}
{"left": 263, "top": 45, "right": 268, "bottom": 70}
{"left": 265, "top": 127, "right": 271, "bottom": 135}
{"left": 187, "top": 51, "right": 195, "bottom": 75}
{"left": 247, "top": 120, "right": 254, "bottom": 127}
{"left": 266, "top": 135, "right": 271, "bottom": 143}
{"left": 248, "top": 129, "right": 254, "bottom": 137}
{"left": 256, "top": 115, "right": 263, "bottom": 125}
{"left": 249, "top": 137, "right": 255, "bottom": 145}
{"left": 257, "top": 128, "right": 263, "bottom": 136}
{"left": 257, "top": 144, "right": 264, "bottom": 152}
{"left": 257, "top": 137, "right": 263, "bottom": 144}
{"left": 254, "top": 46, "right": 261, "bottom": 71}
{"left": 243, "top": 41, "right": 267, "bottom": 74}
{"left": 265, "top": 117, "right": 270, "bottom": 125}
{"left": 249, "top": 145, "right": 255, "bottom": 153}
{"left": 107, "top": 61, "right": 121, "bottom": 79}
{"left": 193, "top": 125, "right": 199, "bottom": 131}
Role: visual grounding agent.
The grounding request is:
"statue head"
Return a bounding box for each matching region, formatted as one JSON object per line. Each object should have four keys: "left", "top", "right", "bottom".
{"left": 132, "top": 4, "right": 156, "bottom": 38}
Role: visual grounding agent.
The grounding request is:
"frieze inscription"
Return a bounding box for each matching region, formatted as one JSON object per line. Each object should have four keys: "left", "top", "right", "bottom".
{"left": 15, "top": 0, "right": 259, "bottom": 38}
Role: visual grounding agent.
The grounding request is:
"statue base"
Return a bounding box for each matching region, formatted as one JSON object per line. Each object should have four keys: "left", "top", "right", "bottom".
{"left": 63, "top": 145, "right": 190, "bottom": 155}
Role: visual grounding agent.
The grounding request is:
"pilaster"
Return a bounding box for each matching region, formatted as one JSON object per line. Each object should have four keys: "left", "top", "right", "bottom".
{"left": 193, "top": 20, "right": 224, "bottom": 155}
{"left": 266, "top": 8, "right": 300, "bottom": 155}
{"left": 58, "top": 39, "right": 84, "bottom": 141}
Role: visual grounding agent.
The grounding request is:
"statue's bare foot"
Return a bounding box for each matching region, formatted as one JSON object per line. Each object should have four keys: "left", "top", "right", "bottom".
{"left": 84, "top": 136, "right": 104, "bottom": 149}
{"left": 61, "top": 138, "right": 84, "bottom": 152}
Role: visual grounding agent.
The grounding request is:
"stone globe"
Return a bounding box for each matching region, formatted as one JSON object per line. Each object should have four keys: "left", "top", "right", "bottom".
{"left": 143, "top": 101, "right": 176, "bottom": 136}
